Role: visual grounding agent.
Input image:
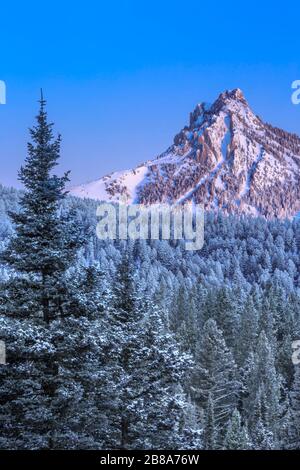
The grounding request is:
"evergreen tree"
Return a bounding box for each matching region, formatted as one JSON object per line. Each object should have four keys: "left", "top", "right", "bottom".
{"left": 192, "top": 319, "right": 240, "bottom": 444}
{"left": 252, "top": 415, "right": 275, "bottom": 450}
{"left": 0, "top": 92, "right": 82, "bottom": 322}
{"left": 206, "top": 287, "right": 240, "bottom": 349}
{"left": 237, "top": 294, "right": 259, "bottom": 365}
{"left": 244, "top": 331, "right": 281, "bottom": 442}
{"left": 287, "top": 366, "right": 300, "bottom": 449}
{"left": 223, "top": 409, "right": 251, "bottom": 450}
{"left": 0, "top": 97, "right": 103, "bottom": 449}
{"left": 203, "top": 394, "right": 217, "bottom": 450}
{"left": 101, "top": 253, "right": 201, "bottom": 449}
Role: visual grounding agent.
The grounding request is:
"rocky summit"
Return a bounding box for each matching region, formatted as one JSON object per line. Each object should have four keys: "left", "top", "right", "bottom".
{"left": 70, "top": 89, "right": 300, "bottom": 218}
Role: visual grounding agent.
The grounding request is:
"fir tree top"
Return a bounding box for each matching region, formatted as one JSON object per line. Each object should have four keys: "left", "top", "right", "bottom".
{"left": 1, "top": 94, "right": 83, "bottom": 322}
{"left": 19, "top": 90, "right": 69, "bottom": 207}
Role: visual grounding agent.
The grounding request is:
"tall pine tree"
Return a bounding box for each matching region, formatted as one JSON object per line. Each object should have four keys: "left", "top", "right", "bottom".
{"left": 0, "top": 92, "right": 81, "bottom": 322}
{"left": 100, "top": 251, "right": 202, "bottom": 449}
{"left": 0, "top": 96, "right": 104, "bottom": 449}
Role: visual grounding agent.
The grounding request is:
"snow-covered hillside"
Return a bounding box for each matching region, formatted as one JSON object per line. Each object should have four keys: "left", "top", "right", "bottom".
{"left": 70, "top": 89, "right": 300, "bottom": 218}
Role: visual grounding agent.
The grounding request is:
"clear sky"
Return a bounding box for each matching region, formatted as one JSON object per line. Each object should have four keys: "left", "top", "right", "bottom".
{"left": 1, "top": 0, "right": 300, "bottom": 188}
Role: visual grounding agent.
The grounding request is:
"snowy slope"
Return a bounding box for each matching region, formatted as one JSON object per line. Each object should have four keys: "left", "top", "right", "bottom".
{"left": 70, "top": 89, "right": 300, "bottom": 218}
{"left": 70, "top": 166, "right": 149, "bottom": 203}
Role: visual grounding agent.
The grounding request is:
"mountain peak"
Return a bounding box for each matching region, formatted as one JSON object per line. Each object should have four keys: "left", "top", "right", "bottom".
{"left": 212, "top": 88, "right": 250, "bottom": 116}
{"left": 188, "top": 89, "right": 250, "bottom": 129}
{"left": 220, "top": 88, "right": 246, "bottom": 102}
{"left": 70, "top": 89, "right": 300, "bottom": 219}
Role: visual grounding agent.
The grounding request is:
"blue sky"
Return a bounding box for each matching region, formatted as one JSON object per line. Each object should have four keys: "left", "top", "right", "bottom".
{"left": 0, "top": 0, "right": 300, "bottom": 187}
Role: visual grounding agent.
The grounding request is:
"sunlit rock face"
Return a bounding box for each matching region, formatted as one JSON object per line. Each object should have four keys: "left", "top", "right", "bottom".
{"left": 71, "top": 89, "right": 300, "bottom": 219}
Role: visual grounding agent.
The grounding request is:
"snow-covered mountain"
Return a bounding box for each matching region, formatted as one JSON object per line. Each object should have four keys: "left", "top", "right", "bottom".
{"left": 70, "top": 89, "right": 300, "bottom": 218}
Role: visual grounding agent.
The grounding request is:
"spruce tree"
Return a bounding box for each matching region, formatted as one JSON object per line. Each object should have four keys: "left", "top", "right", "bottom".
{"left": 237, "top": 294, "right": 259, "bottom": 365}
{"left": 203, "top": 394, "right": 217, "bottom": 449}
{"left": 287, "top": 366, "right": 300, "bottom": 449}
{"left": 252, "top": 416, "right": 275, "bottom": 450}
{"left": 192, "top": 319, "right": 240, "bottom": 444}
{"left": 0, "top": 96, "right": 103, "bottom": 449}
{"left": 100, "top": 252, "right": 202, "bottom": 449}
{"left": 223, "top": 409, "right": 251, "bottom": 450}
{"left": 0, "top": 92, "right": 82, "bottom": 322}
{"left": 244, "top": 331, "right": 281, "bottom": 442}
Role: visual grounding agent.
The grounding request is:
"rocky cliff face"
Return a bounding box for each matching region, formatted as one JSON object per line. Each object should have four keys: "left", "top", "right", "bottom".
{"left": 70, "top": 89, "right": 300, "bottom": 218}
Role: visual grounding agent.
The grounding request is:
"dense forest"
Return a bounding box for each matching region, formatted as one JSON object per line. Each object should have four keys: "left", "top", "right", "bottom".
{"left": 0, "top": 101, "right": 300, "bottom": 450}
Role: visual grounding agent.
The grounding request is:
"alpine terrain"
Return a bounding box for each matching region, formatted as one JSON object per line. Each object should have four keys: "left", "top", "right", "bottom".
{"left": 71, "top": 89, "right": 300, "bottom": 218}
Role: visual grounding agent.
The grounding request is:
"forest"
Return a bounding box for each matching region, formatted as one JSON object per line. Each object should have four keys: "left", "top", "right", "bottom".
{"left": 0, "top": 100, "right": 299, "bottom": 450}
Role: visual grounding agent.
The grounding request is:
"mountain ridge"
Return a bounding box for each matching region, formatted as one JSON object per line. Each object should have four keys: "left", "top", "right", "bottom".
{"left": 70, "top": 89, "right": 300, "bottom": 218}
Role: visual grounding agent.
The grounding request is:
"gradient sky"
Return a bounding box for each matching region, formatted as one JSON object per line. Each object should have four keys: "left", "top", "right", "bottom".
{"left": 1, "top": 0, "right": 300, "bottom": 188}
